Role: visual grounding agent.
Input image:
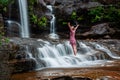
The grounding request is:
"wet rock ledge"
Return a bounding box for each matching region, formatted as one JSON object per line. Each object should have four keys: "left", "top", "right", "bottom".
{"left": 0, "top": 37, "right": 120, "bottom": 80}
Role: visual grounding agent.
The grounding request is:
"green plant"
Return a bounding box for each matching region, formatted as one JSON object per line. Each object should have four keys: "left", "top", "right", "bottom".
{"left": 28, "top": 0, "right": 37, "bottom": 11}
{"left": 0, "top": 28, "right": 9, "bottom": 45}
{"left": 28, "top": 0, "right": 48, "bottom": 29}
{"left": 0, "top": 0, "right": 9, "bottom": 8}
{"left": 30, "top": 14, "right": 48, "bottom": 28}
{"left": 30, "top": 14, "right": 38, "bottom": 24}
{"left": 104, "top": 6, "right": 120, "bottom": 22}
{"left": 38, "top": 16, "right": 47, "bottom": 27}
{"left": 88, "top": 5, "right": 120, "bottom": 23}
{"left": 88, "top": 6, "right": 104, "bottom": 23}
{"left": 71, "top": 11, "right": 77, "bottom": 20}
{"left": 0, "top": 0, "right": 13, "bottom": 12}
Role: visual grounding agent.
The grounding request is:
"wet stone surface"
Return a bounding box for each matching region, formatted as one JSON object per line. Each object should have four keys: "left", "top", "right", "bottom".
{"left": 10, "top": 60, "right": 120, "bottom": 80}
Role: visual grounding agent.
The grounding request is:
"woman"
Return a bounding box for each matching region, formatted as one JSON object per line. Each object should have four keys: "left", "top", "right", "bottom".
{"left": 68, "top": 21, "right": 79, "bottom": 56}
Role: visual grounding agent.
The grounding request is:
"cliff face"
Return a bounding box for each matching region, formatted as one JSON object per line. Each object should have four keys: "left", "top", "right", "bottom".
{"left": 30, "top": 0, "right": 120, "bottom": 39}
{"left": 0, "top": 0, "right": 120, "bottom": 39}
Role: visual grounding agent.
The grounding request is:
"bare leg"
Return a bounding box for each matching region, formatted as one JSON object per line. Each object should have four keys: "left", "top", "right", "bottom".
{"left": 72, "top": 44, "right": 77, "bottom": 56}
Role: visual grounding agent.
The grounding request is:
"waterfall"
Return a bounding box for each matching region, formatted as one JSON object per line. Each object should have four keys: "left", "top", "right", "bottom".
{"left": 18, "top": 0, "right": 30, "bottom": 38}
{"left": 90, "top": 42, "right": 120, "bottom": 59}
{"left": 46, "top": 5, "right": 59, "bottom": 39}
{"left": 19, "top": 39, "right": 120, "bottom": 69}
{"left": 5, "top": 20, "right": 21, "bottom": 37}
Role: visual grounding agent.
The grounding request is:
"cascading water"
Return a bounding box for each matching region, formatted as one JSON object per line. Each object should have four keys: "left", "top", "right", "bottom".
{"left": 18, "top": 0, "right": 30, "bottom": 38}
{"left": 20, "top": 39, "right": 120, "bottom": 69}
{"left": 46, "top": 5, "right": 59, "bottom": 39}
{"left": 5, "top": 20, "right": 21, "bottom": 37}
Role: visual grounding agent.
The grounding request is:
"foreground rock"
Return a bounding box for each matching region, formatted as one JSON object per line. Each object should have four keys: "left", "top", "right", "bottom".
{"left": 11, "top": 65, "right": 120, "bottom": 80}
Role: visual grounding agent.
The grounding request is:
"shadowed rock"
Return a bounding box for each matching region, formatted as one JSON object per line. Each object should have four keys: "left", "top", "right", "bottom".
{"left": 52, "top": 76, "right": 92, "bottom": 80}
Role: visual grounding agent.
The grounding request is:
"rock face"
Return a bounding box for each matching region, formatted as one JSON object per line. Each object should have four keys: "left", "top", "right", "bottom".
{"left": 0, "top": 14, "right": 4, "bottom": 35}
{"left": 97, "top": 0, "right": 120, "bottom": 4}
{"left": 0, "top": 54, "right": 11, "bottom": 80}
{"left": 81, "top": 23, "right": 115, "bottom": 38}
{"left": 0, "top": 43, "right": 13, "bottom": 80}
{"left": 5, "top": 20, "right": 20, "bottom": 37}
{"left": 55, "top": 1, "right": 101, "bottom": 15}
{"left": 0, "top": 41, "right": 36, "bottom": 80}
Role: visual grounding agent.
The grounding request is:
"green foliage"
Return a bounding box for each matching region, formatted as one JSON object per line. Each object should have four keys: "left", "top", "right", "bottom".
{"left": 0, "top": 0, "right": 9, "bottom": 6}
{"left": 0, "top": 36, "right": 9, "bottom": 45}
{"left": 0, "top": 0, "right": 14, "bottom": 12}
{"left": 88, "top": 6, "right": 120, "bottom": 23}
{"left": 38, "top": 16, "right": 47, "bottom": 27}
{"left": 0, "top": 26, "right": 9, "bottom": 45}
{"left": 28, "top": 0, "right": 37, "bottom": 11}
{"left": 88, "top": 6, "right": 104, "bottom": 23}
{"left": 62, "top": 22, "right": 67, "bottom": 25}
{"left": 71, "top": 11, "right": 77, "bottom": 20}
{"left": 60, "top": 5, "right": 120, "bottom": 27}
{"left": 28, "top": 0, "right": 37, "bottom": 5}
{"left": 30, "top": 14, "right": 48, "bottom": 28}
{"left": 71, "top": 11, "right": 84, "bottom": 22}
{"left": 30, "top": 14, "right": 38, "bottom": 24}
{"left": 28, "top": 0, "right": 48, "bottom": 29}
{"left": 104, "top": 6, "right": 120, "bottom": 22}
{"left": 77, "top": 15, "right": 84, "bottom": 21}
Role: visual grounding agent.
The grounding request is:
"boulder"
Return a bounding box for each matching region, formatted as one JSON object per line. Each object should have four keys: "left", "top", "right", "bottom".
{"left": 81, "top": 23, "right": 115, "bottom": 38}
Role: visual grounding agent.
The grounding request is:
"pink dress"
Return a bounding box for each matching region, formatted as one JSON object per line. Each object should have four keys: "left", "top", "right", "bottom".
{"left": 70, "top": 29, "right": 76, "bottom": 45}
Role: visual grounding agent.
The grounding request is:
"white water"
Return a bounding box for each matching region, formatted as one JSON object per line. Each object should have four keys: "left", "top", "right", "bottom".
{"left": 46, "top": 5, "right": 59, "bottom": 39}
{"left": 5, "top": 20, "right": 21, "bottom": 36}
{"left": 18, "top": 0, "right": 30, "bottom": 38}
{"left": 25, "top": 40, "right": 120, "bottom": 69}
{"left": 91, "top": 42, "right": 120, "bottom": 59}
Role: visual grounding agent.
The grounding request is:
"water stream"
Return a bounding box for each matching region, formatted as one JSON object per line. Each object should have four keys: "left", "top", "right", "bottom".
{"left": 18, "top": 0, "right": 30, "bottom": 38}
{"left": 16, "top": 39, "right": 120, "bottom": 70}
{"left": 46, "top": 5, "right": 59, "bottom": 39}
{"left": 5, "top": 0, "right": 30, "bottom": 38}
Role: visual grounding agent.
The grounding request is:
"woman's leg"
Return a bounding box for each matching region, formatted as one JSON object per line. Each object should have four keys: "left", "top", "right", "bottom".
{"left": 72, "top": 44, "right": 77, "bottom": 56}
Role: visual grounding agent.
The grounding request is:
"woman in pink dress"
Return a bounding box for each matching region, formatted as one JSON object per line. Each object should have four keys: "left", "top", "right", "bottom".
{"left": 68, "top": 22, "right": 79, "bottom": 56}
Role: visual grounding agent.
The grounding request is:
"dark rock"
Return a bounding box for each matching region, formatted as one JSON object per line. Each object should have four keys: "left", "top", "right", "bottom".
{"left": 97, "top": 0, "right": 120, "bottom": 4}
{"left": 11, "top": 59, "right": 36, "bottom": 73}
{"left": 52, "top": 76, "right": 92, "bottom": 80}
{"left": 73, "top": 77, "right": 92, "bottom": 80}
{"left": 0, "top": 47, "right": 12, "bottom": 80}
{"left": 5, "top": 20, "right": 20, "bottom": 37}
{"left": 39, "top": 0, "right": 55, "bottom": 6}
{"left": 0, "top": 14, "right": 4, "bottom": 24}
{"left": 15, "top": 53, "right": 23, "bottom": 60}
{"left": 81, "top": 23, "right": 115, "bottom": 38}
{"left": 55, "top": 1, "right": 102, "bottom": 15}
{"left": 52, "top": 76, "right": 73, "bottom": 80}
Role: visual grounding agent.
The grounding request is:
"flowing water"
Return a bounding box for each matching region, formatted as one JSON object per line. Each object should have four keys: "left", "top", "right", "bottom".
{"left": 14, "top": 39, "right": 120, "bottom": 70}
{"left": 46, "top": 5, "right": 59, "bottom": 39}
{"left": 5, "top": 20, "right": 21, "bottom": 37}
{"left": 18, "top": 0, "right": 30, "bottom": 38}
{"left": 5, "top": 0, "right": 30, "bottom": 38}
{"left": 10, "top": 38, "right": 120, "bottom": 80}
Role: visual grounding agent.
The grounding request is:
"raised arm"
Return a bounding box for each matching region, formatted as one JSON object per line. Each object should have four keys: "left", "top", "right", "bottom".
{"left": 68, "top": 22, "right": 71, "bottom": 28}
{"left": 68, "top": 22, "right": 72, "bottom": 31}
{"left": 75, "top": 24, "right": 79, "bottom": 30}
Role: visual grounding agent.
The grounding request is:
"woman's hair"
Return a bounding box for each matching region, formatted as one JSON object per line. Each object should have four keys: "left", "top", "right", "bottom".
{"left": 70, "top": 20, "right": 78, "bottom": 27}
